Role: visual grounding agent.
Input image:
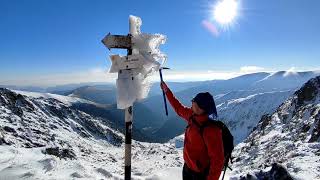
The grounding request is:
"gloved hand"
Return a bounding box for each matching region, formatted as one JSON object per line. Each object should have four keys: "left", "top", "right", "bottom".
{"left": 160, "top": 81, "right": 169, "bottom": 93}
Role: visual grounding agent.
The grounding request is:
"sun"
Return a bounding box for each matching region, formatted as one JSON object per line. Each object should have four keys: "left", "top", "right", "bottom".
{"left": 213, "top": 0, "right": 238, "bottom": 25}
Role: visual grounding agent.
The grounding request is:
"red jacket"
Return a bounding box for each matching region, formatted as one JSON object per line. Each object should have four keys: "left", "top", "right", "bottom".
{"left": 165, "top": 89, "right": 224, "bottom": 180}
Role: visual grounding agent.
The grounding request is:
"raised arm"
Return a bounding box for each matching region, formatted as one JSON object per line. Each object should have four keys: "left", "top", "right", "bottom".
{"left": 161, "top": 81, "right": 192, "bottom": 122}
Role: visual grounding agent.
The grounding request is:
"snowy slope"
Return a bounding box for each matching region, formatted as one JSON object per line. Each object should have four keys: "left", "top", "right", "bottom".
{"left": 253, "top": 71, "right": 318, "bottom": 90}
{"left": 142, "top": 71, "right": 319, "bottom": 143}
{"left": 67, "top": 85, "right": 117, "bottom": 105}
{"left": 153, "top": 90, "right": 294, "bottom": 144}
{"left": 217, "top": 90, "right": 293, "bottom": 144}
{"left": 13, "top": 89, "right": 97, "bottom": 106}
{"left": 230, "top": 76, "right": 320, "bottom": 180}
{"left": 0, "top": 88, "right": 184, "bottom": 179}
{"left": 168, "top": 90, "right": 294, "bottom": 149}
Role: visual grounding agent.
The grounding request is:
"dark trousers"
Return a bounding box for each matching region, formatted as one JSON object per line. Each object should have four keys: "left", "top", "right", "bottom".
{"left": 183, "top": 163, "right": 208, "bottom": 180}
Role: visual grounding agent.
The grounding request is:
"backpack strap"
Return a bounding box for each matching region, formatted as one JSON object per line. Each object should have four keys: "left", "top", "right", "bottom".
{"left": 189, "top": 116, "right": 207, "bottom": 134}
{"left": 189, "top": 116, "right": 209, "bottom": 151}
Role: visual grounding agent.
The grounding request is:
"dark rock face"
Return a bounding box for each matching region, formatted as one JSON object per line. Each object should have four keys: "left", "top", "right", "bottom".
{"left": 3, "top": 126, "right": 16, "bottom": 133}
{"left": 309, "top": 112, "right": 320, "bottom": 142}
{"left": 240, "top": 163, "right": 293, "bottom": 180}
{"left": 43, "top": 147, "right": 76, "bottom": 160}
{"left": 0, "top": 130, "right": 9, "bottom": 145}
{"left": 0, "top": 88, "right": 35, "bottom": 117}
{"left": 292, "top": 76, "right": 320, "bottom": 143}
{"left": 294, "top": 76, "right": 320, "bottom": 106}
{"left": 259, "top": 114, "right": 272, "bottom": 132}
{"left": 268, "top": 163, "right": 294, "bottom": 180}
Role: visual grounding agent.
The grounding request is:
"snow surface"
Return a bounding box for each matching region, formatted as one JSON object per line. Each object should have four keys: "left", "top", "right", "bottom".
{"left": 12, "top": 90, "right": 96, "bottom": 106}
{"left": 0, "top": 89, "right": 186, "bottom": 179}
{"left": 2, "top": 75, "right": 320, "bottom": 180}
{"left": 217, "top": 90, "right": 293, "bottom": 144}
{"left": 0, "top": 88, "right": 236, "bottom": 180}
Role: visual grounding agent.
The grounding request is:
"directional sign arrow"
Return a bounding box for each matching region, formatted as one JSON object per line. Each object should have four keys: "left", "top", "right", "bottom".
{"left": 101, "top": 33, "right": 132, "bottom": 50}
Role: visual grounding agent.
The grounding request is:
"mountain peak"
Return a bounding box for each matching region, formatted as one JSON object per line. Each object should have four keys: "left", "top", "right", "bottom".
{"left": 294, "top": 75, "right": 320, "bottom": 106}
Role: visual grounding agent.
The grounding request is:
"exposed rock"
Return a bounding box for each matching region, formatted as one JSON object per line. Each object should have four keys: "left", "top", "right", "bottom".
{"left": 70, "top": 172, "right": 83, "bottom": 178}
{"left": 96, "top": 168, "right": 112, "bottom": 178}
{"left": 259, "top": 114, "right": 272, "bottom": 131}
{"left": 233, "top": 76, "right": 320, "bottom": 179}
{"left": 3, "top": 126, "right": 16, "bottom": 133}
{"left": 0, "top": 130, "right": 9, "bottom": 145}
{"left": 43, "top": 147, "right": 76, "bottom": 160}
{"left": 295, "top": 76, "right": 320, "bottom": 106}
{"left": 240, "top": 163, "right": 293, "bottom": 180}
{"left": 309, "top": 112, "right": 320, "bottom": 142}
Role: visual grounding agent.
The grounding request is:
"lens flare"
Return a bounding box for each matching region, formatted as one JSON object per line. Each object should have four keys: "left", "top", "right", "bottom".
{"left": 213, "top": 0, "right": 238, "bottom": 25}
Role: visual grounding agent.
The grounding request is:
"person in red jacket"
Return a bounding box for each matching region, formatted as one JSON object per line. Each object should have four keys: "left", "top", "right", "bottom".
{"left": 160, "top": 81, "right": 224, "bottom": 180}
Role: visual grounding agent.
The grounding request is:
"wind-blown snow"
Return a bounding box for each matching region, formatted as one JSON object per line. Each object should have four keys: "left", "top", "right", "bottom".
{"left": 110, "top": 15, "right": 167, "bottom": 109}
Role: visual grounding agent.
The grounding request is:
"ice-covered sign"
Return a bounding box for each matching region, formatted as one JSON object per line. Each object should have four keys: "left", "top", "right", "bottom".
{"left": 102, "top": 15, "right": 167, "bottom": 109}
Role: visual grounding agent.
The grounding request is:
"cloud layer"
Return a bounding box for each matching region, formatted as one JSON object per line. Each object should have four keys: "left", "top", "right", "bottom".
{"left": 1, "top": 66, "right": 319, "bottom": 87}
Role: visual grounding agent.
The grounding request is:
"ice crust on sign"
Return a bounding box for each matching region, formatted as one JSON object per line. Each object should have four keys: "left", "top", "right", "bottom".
{"left": 111, "top": 15, "right": 167, "bottom": 109}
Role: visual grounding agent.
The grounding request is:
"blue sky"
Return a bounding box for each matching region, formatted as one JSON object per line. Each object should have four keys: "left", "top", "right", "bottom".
{"left": 1, "top": 0, "right": 320, "bottom": 86}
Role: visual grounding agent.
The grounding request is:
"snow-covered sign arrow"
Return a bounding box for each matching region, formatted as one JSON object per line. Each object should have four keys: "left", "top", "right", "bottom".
{"left": 101, "top": 33, "right": 132, "bottom": 50}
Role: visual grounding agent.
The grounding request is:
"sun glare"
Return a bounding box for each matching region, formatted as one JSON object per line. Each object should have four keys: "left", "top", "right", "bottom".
{"left": 213, "top": 0, "right": 238, "bottom": 25}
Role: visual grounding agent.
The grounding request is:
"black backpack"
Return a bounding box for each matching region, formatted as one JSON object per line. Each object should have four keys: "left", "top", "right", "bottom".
{"left": 190, "top": 117, "right": 234, "bottom": 179}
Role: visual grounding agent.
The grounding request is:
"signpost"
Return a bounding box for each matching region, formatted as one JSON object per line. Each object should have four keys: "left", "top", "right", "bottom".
{"left": 102, "top": 15, "right": 166, "bottom": 180}
{"left": 102, "top": 26, "right": 134, "bottom": 180}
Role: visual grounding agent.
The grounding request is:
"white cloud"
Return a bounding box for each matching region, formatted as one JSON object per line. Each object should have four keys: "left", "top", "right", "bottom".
{"left": 0, "top": 68, "right": 244, "bottom": 87}
{"left": 240, "top": 66, "right": 265, "bottom": 73}
{"left": 286, "top": 67, "right": 296, "bottom": 72}
{"left": 0, "top": 67, "right": 117, "bottom": 87}
{"left": 3, "top": 65, "right": 318, "bottom": 87}
{"left": 283, "top": 67, "right": 298, "bottom": 77}
{"left": 148, "top": 70, "right": 242, "bottom": 82}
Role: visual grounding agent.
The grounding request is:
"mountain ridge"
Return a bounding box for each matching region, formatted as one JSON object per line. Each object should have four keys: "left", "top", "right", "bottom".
{"left": 230, "top": 76, "right": 320, "bottom": 179}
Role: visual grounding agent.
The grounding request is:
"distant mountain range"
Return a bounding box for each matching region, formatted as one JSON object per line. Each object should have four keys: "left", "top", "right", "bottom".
{"left": 1, "top": 71, "right": 319, "bottom": 179}
{"left": 1, "top": 70, "right": 319, "bottom": 143}
{"left": 144, "top": 71, "right": 320, "bottom": 142}
{"left": 0, "top": 82, "right": 114, "bottom": 95}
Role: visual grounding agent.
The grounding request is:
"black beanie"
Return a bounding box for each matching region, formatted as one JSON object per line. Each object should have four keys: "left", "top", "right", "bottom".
{"left": 192, "top": 92, "right": 217, "bottom": 116}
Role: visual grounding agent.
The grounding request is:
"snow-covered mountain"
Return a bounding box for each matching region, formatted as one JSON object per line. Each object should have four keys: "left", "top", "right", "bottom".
{"left": 0, "top": 88, "right": 183, "bottom": 179}
{"left": 218, "top": 90, "right": 294, "bottom": 144}
{"left": 68, "top": 85, "right": 117, "bottom": 105}
{"left": 148, "top": 71, "right": 319, "bottom": 143}
{"left": 11, "top": 90, "right": 153, "bottom": 142}
{"left": 230, "top": 76, "right": 320, "bottom": 179}
{"left": 3, "top": 71, "right": 317, "bottom": 144}
{"left": 1, "top": 74, "right": 319, "bottom": 179}
{"left": 152, "top": 90, "right": 294, "bottom": 144}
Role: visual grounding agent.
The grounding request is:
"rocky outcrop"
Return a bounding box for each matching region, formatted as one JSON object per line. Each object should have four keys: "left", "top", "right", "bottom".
{"left": 240, "top": 163, "right": 293, "bottom": 180}
{"left": 231, "top": 76, "right": 320, "bottom": 179}
{"left": 0, "top": 88, "right": 123, "bottom": 148}
{"left": 43, "top": 147, "right": 76, "bottom": 160}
